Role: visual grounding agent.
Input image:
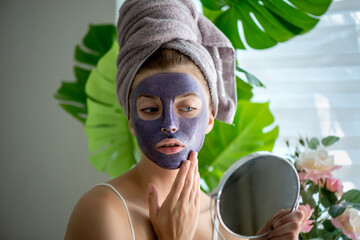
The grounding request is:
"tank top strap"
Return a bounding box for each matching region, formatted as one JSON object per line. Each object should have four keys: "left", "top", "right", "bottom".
{"left": 95, "top": 183, "right": 136, "bottom": 240}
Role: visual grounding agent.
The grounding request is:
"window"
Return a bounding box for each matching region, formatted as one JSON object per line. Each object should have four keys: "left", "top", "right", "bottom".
{"left": 238, "top": 0, "right": 360, "bottom": 190}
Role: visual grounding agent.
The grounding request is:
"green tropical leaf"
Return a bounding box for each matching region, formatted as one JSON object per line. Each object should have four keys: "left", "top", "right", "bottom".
{"left": 199, "top": 100, "right": 279, "bottom": 192}
{"left": 84, "top": 42, "right": 140, "bottom": 177}
{"left": 236, "top": 76, "right": 253, "bottom": 101}
{"left": 201, "top": 0, "right": 332, "bottom": 49}
{"left": 214, "top": 7, "right": 246, "bottom": 49}
{"left": 54, "top": 24, "right": 116, "bottom": 124}
{"left": 200, "top": 0, "right": 226, "bottom": 10}
{"left": 201, "top": 3, "right": 223, "bottom": 22}
{"left": 236, "top": 66, "right": 264, "bottom": 88}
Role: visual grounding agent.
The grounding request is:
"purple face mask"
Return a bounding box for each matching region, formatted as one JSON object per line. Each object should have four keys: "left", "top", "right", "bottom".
{"left": 130, "top": 72, "right": 209, "bottom": 169}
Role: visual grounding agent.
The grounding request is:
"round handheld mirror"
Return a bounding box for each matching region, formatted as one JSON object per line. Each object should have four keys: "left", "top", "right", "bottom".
{"left": 211, "top": 152, "right": 300, "bottom": 239}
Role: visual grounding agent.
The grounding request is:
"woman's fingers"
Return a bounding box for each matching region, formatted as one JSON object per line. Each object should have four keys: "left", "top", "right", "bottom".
{"left": 167, "top": 159, "right": 190, "bottom": 201}
{"left": 268, "top": 222, "right": 300, "bottom": 239}
{"left": 189, "top": 158, "right": 199, "bottom": 203}
{"left": 268, "top": 210, "right": 303, "bottom": 240}
{"left": 272, "top": 210, "right": 303, "bottom": 229}
{"left": 148, "top": 184, "right": 160, "bottom": 222}
{"left": 180, "top": 152, "right": 198, "bottom": 203}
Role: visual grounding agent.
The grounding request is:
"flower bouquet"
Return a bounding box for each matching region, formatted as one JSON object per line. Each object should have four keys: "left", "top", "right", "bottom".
{"left": 286, "top": 136, "right": 360, "bottom": 240}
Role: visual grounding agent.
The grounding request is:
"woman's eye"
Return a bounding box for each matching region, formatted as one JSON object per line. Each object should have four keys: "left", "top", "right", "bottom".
{"left": 180, "top": 107, "right": 195, "bottom": 112}
{"left": 141, "top": 107, "right": 159, "bottom": 113}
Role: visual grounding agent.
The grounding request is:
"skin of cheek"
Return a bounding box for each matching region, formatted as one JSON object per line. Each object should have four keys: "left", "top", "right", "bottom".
{"left": 130, "top": 72, "right": 209, "bottom": 169}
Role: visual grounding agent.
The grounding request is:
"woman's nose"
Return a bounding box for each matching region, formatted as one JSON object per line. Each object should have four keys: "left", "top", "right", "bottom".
{"left": 161, "top": 127, "right": 178, "bottom": 133}
{"left": 161, "top": 104, "right": 178, "bottom": 133}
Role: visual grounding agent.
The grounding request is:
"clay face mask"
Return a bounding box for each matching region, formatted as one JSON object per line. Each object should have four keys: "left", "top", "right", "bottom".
{"left": 130, "top": 72, "right": 209, "bottom": 169}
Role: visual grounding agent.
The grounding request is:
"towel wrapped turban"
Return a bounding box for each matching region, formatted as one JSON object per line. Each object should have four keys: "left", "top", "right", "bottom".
{"left": 116, "top": 0, "right": 236, "bottom": 124}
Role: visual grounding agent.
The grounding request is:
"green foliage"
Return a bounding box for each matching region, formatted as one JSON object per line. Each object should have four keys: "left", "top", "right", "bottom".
{"left": 323, "top": 219, "right": 336, "bottom": 232}
{"left": 329, "top": 205, "right": 346, "bottom": 218}
{"left": 236, "top": 66, "right": 264, "bottom": 88}
{"left": 84, "top": 42, "right": 140, "bottom": 177}
{"left": 301, "top": 186, "right": 316, "bottom": 209}
{"left": 54, "top": 25, "right": 116, "bottom": 124}
{"left": 236, "top": 77, "right": 253, "bottom": 100}
{"left": 320, "top": 187, "right": 338, "bottom": 208}
{"left": 340, "top": 189, "right": 360, "bottom": 203}
{"left": 308, "top": 137, "right": 320, "bottom": 150}
{"left": 201, "top": 0, "right": 332, "bottom": 49}
{"left": 235, "top": 66, "right": 264, "bottom": 100}
{"left": 321, "top": 136, "right": 340, "bottom": 146}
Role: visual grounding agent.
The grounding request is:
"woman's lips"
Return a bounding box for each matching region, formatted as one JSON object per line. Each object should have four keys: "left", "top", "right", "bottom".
{"left": 156, "top": 138, "right": 185, "bottom": 155}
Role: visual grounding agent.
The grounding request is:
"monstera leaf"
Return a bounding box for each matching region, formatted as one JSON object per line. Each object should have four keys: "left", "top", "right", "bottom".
{"left": 202, "top": 0, "right": 332, "bottom": 49}
{"left": 199, "top": 101, "right": 279, "bottom": 192}
{"left": 54, "top": 25, "right": 116, "bottom": 123}
{"left": 84, "top": 42, "right": 140, "bottom": 177}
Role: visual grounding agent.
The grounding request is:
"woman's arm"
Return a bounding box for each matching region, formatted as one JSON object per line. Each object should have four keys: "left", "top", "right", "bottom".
{"left": 64, "top": 188, "right": 133, "bottom": 240}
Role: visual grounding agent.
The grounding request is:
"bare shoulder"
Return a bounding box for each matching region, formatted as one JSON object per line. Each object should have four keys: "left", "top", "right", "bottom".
{"left": 64, "top": 185, "right": 133, "bottom": 240}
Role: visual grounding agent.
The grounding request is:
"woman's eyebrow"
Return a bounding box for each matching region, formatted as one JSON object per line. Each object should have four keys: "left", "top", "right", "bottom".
{"left": 137, "top": 94, "right": 158, "bottom": 100}
{"left": 176, "top": 92, "right": 200, "bottom": 99}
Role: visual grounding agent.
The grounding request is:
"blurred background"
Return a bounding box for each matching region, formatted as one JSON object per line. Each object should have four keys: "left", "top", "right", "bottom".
{"left": 0, "top": 0, "right": 359, "bottom": 239}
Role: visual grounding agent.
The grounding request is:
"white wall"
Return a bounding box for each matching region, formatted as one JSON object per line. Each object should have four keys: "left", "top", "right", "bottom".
{"left": 0, "top": 1, "right": 113, "bottom": 239}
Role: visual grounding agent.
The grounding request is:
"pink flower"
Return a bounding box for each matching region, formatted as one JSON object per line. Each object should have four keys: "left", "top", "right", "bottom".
{"left": 298, "top": 204, "right": 315, "bottom": 233}
{"left": 320, "top": 176, "right": 344, "bottom": 196}
{"left": 331, "top": 208, "right": 360, "bottom": 240}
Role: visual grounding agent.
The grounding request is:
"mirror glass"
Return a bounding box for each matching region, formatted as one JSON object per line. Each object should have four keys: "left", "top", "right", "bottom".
{"left": 214, "top": 152, "right": 299, "bottom": 238}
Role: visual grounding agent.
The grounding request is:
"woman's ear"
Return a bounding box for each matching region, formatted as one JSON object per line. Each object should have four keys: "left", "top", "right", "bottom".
{"left": 128, "top": 120, "right": 135, "bottom": 136}
{"left": 205, "top": 110, "right": 215, "bottom": 134}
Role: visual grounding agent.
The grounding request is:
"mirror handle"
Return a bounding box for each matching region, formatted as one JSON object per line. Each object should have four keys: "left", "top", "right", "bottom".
{"left": 210, "top": 194, "right": 225, "bottom": 240}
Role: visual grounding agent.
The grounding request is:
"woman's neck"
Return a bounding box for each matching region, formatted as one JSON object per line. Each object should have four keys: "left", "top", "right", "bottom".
{"left": 129, "top": 155, "right": 179, "bottom": 206}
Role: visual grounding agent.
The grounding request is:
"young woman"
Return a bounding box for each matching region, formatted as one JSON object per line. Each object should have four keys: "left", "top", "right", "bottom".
{"left": 65, "top": 0, "right": 304, "bottom": 239}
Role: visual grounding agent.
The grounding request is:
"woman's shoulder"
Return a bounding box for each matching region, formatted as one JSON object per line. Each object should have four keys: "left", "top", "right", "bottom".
{"left": 64, "top": 183, "right": 134, "bottom": 240}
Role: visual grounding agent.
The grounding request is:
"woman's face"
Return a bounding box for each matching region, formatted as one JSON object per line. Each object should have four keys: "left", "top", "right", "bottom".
{"left": 129, "top": 66, "right": 214, "bottom": 169}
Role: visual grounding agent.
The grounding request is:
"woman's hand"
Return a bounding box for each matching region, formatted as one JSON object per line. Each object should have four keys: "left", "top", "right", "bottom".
{"left": 257, "top": 209, "right": 304, "bottom": 240}
{"left": 147, "top": 152, "right": 200, "bottom": 240}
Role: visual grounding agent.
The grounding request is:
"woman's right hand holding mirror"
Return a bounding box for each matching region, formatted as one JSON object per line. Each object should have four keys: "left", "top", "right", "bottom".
{"left": 256, "top": 209, "right": 304, "bottom": 240}
{"left": 147, "top": 152, "right": 200, "bottom": 240}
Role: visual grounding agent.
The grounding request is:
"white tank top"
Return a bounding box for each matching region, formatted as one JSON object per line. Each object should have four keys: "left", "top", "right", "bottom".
{"left": 96, "top": 183, "right": 219, "bottom": 240}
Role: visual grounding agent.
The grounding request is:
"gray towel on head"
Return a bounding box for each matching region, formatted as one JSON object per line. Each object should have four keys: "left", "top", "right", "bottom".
{"left": 116, "top": 0, "right": 237, "bottom": 124}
